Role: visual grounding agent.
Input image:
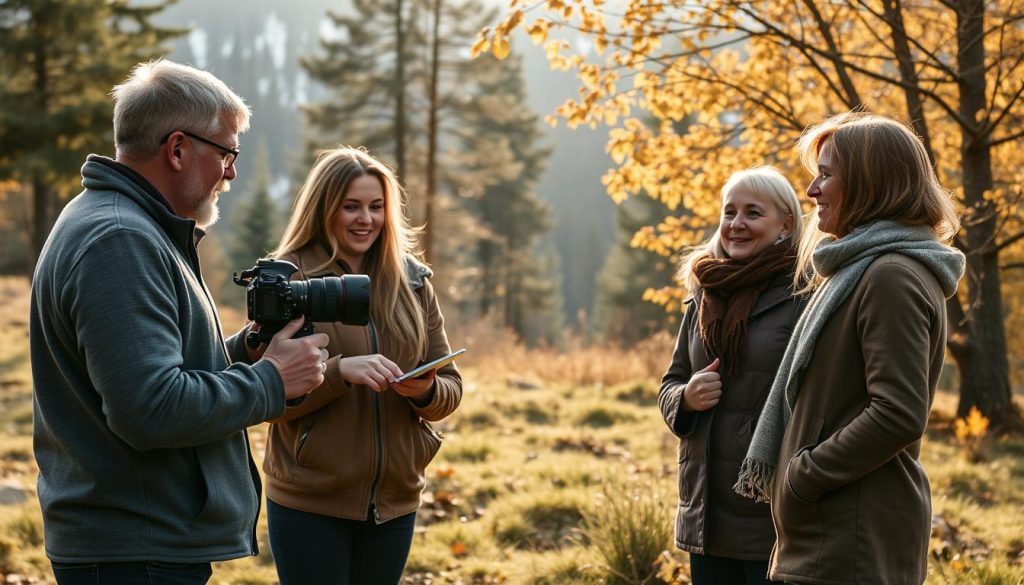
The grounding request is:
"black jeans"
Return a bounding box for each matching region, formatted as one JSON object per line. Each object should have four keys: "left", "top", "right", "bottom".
{"left": 690, "top": 553, "right": 776, "bottom": 585}
{"left": 267, "top": 498, "right": 417, "bottom": 585}
{"left": 51, "top": 561, "right": 212, "bottom": 585}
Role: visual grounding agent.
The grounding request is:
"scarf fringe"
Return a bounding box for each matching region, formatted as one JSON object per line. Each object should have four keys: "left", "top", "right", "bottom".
{"left": 733, "top": 457, "right": 775, "bottom": 504}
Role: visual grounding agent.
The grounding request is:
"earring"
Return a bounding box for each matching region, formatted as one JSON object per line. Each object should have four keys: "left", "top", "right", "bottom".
{"left": 775, "top": 233, "right": 788, "bottom": 245}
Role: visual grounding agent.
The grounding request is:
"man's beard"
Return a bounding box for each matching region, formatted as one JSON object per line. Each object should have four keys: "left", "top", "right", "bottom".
{"left": 189, "top": 177, "right": 230, "bottom": 229}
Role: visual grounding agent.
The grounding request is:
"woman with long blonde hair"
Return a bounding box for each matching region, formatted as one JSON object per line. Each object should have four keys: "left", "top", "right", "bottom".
{"left": 263, "top": 147, "right": 462, "bottom": 585}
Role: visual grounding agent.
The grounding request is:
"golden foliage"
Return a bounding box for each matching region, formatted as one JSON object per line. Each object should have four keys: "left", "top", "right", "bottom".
{"left": 954, "top": 407, "right": 990, "bottom": 444}
{"left": 954, "top": 406, "right": 990, "bottom": 462}
{"left": 480, "top": 0, "right": 1024, "bottom": 320}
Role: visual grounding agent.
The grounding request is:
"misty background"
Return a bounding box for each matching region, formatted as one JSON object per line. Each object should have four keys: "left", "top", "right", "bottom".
{"left": 156, "top": 0, "right": 619, "bottom": 330}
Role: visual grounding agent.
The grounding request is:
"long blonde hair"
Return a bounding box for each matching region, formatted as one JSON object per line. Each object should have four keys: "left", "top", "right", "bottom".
{"left": 795, "top": 112, "right": 961, "bottom": 290}
{"left": 275, "top": 147, "right": 427, "bottom": 362}
{"left": 679, "top": 166, "right": 803, "bottom": 293}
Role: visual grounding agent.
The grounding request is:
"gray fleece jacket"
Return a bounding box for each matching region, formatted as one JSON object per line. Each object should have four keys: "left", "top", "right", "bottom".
{"left": 30, "top": 155, "right": 285, "bottom": 563}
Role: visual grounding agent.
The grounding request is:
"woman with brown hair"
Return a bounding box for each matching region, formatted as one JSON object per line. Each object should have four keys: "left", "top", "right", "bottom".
{"left": 736, "top": 112, "right": 965, "bottom": 585}
{"left": 660, "top": 166, "right": 803, "bottom": 584}
{"left": 263, "top": 147, "right": 462, "bottom": 585}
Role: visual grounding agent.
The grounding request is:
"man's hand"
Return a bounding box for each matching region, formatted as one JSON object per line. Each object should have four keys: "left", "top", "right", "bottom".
{"left": 338, "top": 355, "right": 404, "bottom": 392}
{"left": 682, "top": 358, "right": 722, "bottom": 411}
{"left": 261, "top": 318, "right": 330, "bottom": 400}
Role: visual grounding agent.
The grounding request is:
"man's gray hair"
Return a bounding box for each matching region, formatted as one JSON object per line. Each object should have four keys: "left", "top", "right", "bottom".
{"left": 112, "top": 59, "right": 251, "bottom": 158}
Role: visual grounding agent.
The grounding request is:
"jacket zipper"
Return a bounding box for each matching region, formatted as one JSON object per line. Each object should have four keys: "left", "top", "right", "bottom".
{"left": 296, "top": 417, "right": 317, "bottom": 461}
{"left": 367, "top": 317, "right": 385, "bottom": 523}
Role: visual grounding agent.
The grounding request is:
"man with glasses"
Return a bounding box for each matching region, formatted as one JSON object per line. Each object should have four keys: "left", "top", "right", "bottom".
{"left": 30, "top": 60, "right": 331, "bottom": 585}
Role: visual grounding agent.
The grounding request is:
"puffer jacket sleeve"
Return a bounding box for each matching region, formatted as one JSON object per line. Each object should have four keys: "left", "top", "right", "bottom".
{"left": 659, "top": 301, "right": 701, "bottom": 438}
{"left": 408, "top": 278, "right": 462, "bottom": 422}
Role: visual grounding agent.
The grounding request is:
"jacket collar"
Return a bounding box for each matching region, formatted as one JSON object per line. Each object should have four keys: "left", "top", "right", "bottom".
{"left": 83, "top": 155, "right": 202, "bottom": 254}
{"left": 746, "top": 277, "right": 797, "bottom": 321}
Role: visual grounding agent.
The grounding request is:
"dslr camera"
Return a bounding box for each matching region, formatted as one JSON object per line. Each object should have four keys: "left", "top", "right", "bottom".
{"left": 233, "top": 258, "right": 371, "bottom": 349}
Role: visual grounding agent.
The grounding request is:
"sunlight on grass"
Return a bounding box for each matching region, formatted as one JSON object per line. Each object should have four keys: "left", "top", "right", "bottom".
{"left": 2, "top": 277, "right": 1023, "bottom": 584}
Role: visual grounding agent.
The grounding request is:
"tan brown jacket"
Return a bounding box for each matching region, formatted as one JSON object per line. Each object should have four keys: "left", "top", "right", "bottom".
{"left": 770, "top": 254, "right": 948, "bottom": 585}
{"left": 263, "top": 245, "right": 462, "bottom": 523}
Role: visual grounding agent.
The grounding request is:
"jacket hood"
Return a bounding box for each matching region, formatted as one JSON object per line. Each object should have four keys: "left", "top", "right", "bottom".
{"left": 404, "top": 256, "right": 433, "bottom": 290}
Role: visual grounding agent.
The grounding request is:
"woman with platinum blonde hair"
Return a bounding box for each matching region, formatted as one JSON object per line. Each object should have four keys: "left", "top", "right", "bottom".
{"left": 660, "top": 166, "right": 803, "bottom": 584}
{"left": 262, "top": 147, "right": 462, "bottom": 585}
{"left": 736, "top": 112, "right": 965, "bottom": 585}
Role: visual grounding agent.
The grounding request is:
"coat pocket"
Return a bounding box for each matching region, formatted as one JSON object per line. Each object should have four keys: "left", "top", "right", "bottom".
{"left": 294, "top": 413, "right": 321, "bottom": 466}
{"left": 415, "top": 419, "right": 443, "bottom": 470}
{"left": 677, "top": 440, "right": 695, "bottom": 505}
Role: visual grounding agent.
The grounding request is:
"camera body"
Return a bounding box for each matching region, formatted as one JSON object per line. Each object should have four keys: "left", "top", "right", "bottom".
{"left": 233, "top": 258, "right": 371, "bottom": 349}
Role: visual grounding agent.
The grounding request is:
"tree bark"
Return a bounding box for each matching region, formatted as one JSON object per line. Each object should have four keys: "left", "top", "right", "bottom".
{"left": 423, "top": 0, "right": 442, "bottom": 263}
{"left": 953, "top": 0, "right": 1017, "bottom": 427}
{"left": 394, "top": 0, "right": 407, "bottom": 179}
{"left": 29, "top": 6, "right": 52, "bottom": 273}
{"left": 883, "top": 0, "right": 936, "bottom": 165}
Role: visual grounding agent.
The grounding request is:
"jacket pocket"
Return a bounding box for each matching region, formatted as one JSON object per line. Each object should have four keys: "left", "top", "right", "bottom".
{"left": 415, "top": 419, "right": 443, "bottom": 470}
{"left": 677, "top": 440, "right": 693, "bottom": 505}
{"left": 294, "top": 414, "right": 321, "bottom": 466}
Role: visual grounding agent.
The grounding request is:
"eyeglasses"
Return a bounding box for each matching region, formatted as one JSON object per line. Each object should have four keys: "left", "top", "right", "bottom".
{"left": 160, "top": 130, "right": 240, "bottom": 167}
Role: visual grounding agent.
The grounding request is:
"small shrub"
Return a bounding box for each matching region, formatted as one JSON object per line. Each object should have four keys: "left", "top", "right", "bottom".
{"left": 941, "top": 469, "right": 996, "bottom": 508}
{"left": 519, "top": 400, "right": 556, "bottom": 425}
{"left": 442, "top": 440, "right": 495, "bottom": 463}
{"left": 613, "top": 381, "right": 659, "bottom": 406}
{"left": 582, "top": 487, "right": 673, "bottom": 585}
{"left": 460, "top": 409, "right": 498, "bottom": 428}
{"left": 491, "top": 492, "right": 588, "bottom": 550}
{"left": 578, "top": 406, "right": 635, "bottom": 428}
{"left": 0, "top": 505, "right": 43, "bottom": 547}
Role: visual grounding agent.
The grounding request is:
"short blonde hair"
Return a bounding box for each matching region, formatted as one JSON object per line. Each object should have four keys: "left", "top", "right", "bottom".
{"left": 112, "top": 60, "right": 250, "bottom": 158}
{"left": 679, "top": 166, "right": 802, "bottom": 293}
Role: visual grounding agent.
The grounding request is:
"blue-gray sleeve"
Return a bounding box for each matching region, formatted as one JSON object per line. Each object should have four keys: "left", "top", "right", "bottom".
{"left": 67, "top": 230, "right": 284, "bottom": 451}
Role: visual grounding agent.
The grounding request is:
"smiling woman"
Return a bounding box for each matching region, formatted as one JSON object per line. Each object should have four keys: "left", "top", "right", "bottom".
{"left": 659, "top": 166, "right": 804, "bottom": 585}
{"left": 736, "top": 113, "right": 965, "bottom": 585}
{"left": 262, "top": 146, "right": 463, "bottom": 585}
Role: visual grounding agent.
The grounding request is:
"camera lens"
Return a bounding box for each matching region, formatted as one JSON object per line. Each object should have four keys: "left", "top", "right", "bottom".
{"left": 292, "top": 275, "right": 370, "bottom": 326}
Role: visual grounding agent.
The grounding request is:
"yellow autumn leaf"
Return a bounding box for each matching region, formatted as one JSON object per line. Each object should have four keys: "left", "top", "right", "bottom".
{"left": 526, "top": 20, "right": 549, "bottom": 45}
{"left": 492, "top": 35, "right": 511, "bottom": 59}
{"left": 470, "top": 35, "right": 490, "bottom": 58}
{"left": 965, "top": 406, "right": 989, "bottom": 437}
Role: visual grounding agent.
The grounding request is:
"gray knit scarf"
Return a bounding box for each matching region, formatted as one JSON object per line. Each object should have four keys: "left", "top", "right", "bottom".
{"left": 733, "top": 220, "right": 965, "bottom": 502}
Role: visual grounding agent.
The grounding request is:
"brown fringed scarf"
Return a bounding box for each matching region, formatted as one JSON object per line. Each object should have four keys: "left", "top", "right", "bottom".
{"left": 693, "top": 243, "right": 796, "bottom": 375}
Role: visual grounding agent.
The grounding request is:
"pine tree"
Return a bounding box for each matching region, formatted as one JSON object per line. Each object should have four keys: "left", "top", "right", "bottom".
{"left": 453, "top": 52, "right": 561, "bottom": 345}
{"left": 300, "top": 0, "right": 562, "bottom": 341}
{"left": 595, "top": 195, "right": 680, "bottom": 346}
{"left": 300, "top": 0, "right": 424, "bottom": 174}
{"left": 223, "top": 143, "right": 281, "bottom": 303}
{"left": 0, "top": 0, "right": 184, "bottom": 270}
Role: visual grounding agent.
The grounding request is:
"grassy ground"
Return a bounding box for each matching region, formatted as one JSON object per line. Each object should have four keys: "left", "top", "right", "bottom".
{"left": 1, "top": 275, "right": 1022, "bottom": 584}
